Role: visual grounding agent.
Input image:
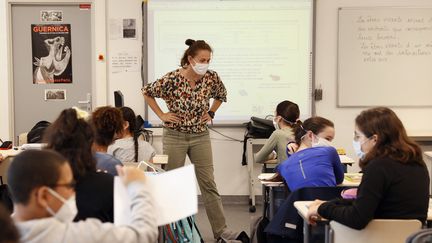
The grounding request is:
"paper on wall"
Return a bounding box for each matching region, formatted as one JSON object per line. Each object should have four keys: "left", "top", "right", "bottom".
{"left": 114, "top": 164, "right": 198, "bottom": 226}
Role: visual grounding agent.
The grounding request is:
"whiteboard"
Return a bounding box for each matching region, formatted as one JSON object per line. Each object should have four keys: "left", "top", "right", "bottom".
{"left": 337, "top": 7, "right": 432, "bottom": 107}
{"left": 144, "top": 0, "right": 314, "bottom": 125}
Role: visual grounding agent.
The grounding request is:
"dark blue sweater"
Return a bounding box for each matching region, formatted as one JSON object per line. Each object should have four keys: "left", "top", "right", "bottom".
{"left": 277, "top": 146, "right": 345, "bottom": 191}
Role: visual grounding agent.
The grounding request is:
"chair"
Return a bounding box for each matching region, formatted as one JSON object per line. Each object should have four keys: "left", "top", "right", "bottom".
{"left": 327, "top": 219, "right": 422, "bottom": 243}
{"left": 406, "top": 228, "right": 432, "bottom": 243}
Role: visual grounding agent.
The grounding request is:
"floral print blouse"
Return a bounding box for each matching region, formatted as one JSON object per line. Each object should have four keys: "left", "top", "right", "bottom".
{"left": 142, "top": 69, "right": 227, "bottom": 133}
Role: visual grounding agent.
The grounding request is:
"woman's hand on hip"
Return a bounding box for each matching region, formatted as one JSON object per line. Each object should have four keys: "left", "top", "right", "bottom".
{"left": 201, "top": 112, "right": 213, "bottom": 123}
{"left": 160, "top": 112, "right": 181, "bottom": 123}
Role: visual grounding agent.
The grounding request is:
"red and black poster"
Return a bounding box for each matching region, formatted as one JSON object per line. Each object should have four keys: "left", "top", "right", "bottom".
{"left": 31, "top": 24, "right": 72, "bottom": 84}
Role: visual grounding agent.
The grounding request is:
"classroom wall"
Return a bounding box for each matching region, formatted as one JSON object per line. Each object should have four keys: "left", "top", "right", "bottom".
{"left": 2, "top": 0, "right": 432, "bottom": 195}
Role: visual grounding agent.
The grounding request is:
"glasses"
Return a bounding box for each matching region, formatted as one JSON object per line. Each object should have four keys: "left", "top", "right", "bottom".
{"left": 353, "top": 132, "right": 371, "bottom": 142}
{"left": 50, "top": 181, "right": 76, "bottom": 189}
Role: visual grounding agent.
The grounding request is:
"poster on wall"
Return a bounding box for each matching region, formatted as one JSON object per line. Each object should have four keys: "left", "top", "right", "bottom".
{"left": 31, "top": 24, "right": 73, "bottom": 84}
{"left": 44, "top": 89, "right": 67, "bottom": 101}
{"left": 40, "top": 10, "right": 63, "bottom": 22}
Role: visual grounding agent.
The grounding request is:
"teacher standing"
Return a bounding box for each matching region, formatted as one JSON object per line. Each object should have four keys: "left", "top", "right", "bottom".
{"left": 143, "top": 39, "right": 239, "bottom": 240}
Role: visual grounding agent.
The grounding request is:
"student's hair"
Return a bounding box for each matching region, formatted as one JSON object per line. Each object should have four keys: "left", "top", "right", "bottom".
{"left": 44, "top": 108, "right": 96, "bottom": 180}
{"left": 355, "top": 107, "right": 425, "bottom": 169}
{"left": 293, "top": 116, "right": 334, "bottom": 145}
{"left": 91, "top": 106, "right": 124, "bottom": 147}
{"left": 180, "top": 39, "right": 213, "bottom": 67}
{"left": 119, "top": 107, "right": 140, "bottom": 162}
{"left": 7, "top": 150, "right": 67, "bottom": 204}
{"left": 276, "top": 100, "right": 300, "bottom": 126}
{"left": 0, "top": 204, "right": 19, "bottom": 243}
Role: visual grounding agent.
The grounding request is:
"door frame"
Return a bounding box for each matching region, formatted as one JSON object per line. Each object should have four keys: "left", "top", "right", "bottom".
{"left": 6, "top": 0, "right": 107, "bottom": 142}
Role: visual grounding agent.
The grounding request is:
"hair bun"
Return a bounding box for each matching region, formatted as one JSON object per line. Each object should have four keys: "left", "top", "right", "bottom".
{"left": 185, "top": 39, "right": 195, "bottom": 46}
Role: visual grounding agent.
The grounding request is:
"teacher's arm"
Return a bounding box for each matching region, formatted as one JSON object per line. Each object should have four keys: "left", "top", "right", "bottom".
{"left": 144, "top": 95, "right": 180, "bottom": 123}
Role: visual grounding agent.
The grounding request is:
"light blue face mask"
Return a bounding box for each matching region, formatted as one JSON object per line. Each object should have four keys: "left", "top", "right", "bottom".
{"left": 352, "top": 138, "right": 370, "bottom": 160}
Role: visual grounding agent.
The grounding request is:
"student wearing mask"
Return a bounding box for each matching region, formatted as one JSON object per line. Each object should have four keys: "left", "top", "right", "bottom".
{"left": 277, "top": 116, "right": 344, "bottom": 191}
{"left": 108, "top": 107, "right": 156, "bottom": 163}
{"left": 307, "top": 107, "right": 429, "bottom": 229}
{"left": 91, "top": 106, "right": 124, "bottom": 176}
{"left": 10, "top": 150, "right": 158, "bottom": 243}
{"left": 44, "top": 108, "right": 115, "bottom": 222}
{"left": 254, "top": 100, "right": 299, "bottom": 164}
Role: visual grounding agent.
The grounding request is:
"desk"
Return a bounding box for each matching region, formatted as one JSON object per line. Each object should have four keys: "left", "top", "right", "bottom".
{"left": 295, "top": 200, "right": 432, "bottom": 243}
{"left": 258, "top": 173, "right": 286, "bottom": 220}
{"left": 258, "top": 173, "right": 362, "bottom": 188}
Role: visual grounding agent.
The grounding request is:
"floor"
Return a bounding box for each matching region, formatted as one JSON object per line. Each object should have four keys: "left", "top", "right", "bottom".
{"left": 195, "top": 201, "right": 263, "bottom": 242}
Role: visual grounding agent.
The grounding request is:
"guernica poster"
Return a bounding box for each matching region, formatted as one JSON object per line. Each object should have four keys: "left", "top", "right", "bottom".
{"left": 31, "top": 24, "right": 72, "bottom": 84}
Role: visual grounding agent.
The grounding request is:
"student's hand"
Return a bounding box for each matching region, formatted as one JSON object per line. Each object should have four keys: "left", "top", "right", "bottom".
{"left": 306, "top": 199, "right": 326, "bottom": 226}
{"left": 116, "top": 165, "right": 146, "bottom": 186}
{"left": 160, "top": 112, "right": 181, "bottom": 123}
{"left": 287, "top": 143, "right": 299, "bottom": 154}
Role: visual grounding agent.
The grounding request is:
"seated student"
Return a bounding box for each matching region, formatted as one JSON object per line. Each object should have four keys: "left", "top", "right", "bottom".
{"left": 277, "top": 117, "right": 345, "bottom": 191}
{"left": 108, "top": 107, "right": 156, "bottom": 163}
{"left": 44, "top": 108, "right": 115, "bottom": 222}
{"left": 9, "top": 150, "right": 158, "bottom": 243}
{"left": 286, "top": 116, "right": 335, "bottom": 154}
{"left": 0, "top": 204, "right": 19, "bottom": 243}
{"left": 307, "top": 107, "right": 430, "bottom": 229}
{"left": 254, "top": 100, "right": 299, "bottom": 164}
{"left": 90, "top": 106, "right": 124, "bottom": 175}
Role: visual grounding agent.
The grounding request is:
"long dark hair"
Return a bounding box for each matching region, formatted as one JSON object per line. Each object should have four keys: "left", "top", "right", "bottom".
{"left": 44, "top": 108, "right": 96, "bottom": 180}
{"left": 355, "top": 107, "right": 425, "bottom": 169}
{"left": 293, "top": 116, "right": 334, "bottom": 145}
{"left": 276, "top": 100, "right": 300, "bottom": 126}
{"left": 180, "top": 39, "right": 212, "bottom": 67}
{"left": 119, "top": 107, "right": 140, "bottom": 162}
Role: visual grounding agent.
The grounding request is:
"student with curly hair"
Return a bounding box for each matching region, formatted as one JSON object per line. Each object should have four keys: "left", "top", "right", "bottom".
{"left": 90, "top": 106, "right": 124, "bottom": 175}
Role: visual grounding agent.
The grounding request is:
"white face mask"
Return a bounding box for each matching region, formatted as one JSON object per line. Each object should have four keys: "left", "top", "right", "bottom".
{"left": 312, "top": 137, "right": 332, "bottom": 147}
{"left": 191, "top": 59, "right": 209, "bottom": 75}
{"left": 46, "top": 188, "right": 77, "bottom": 222}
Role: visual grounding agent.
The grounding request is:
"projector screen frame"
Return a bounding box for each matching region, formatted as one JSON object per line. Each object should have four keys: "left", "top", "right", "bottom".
{"left": 142, "top": 0, "right": 317, "bottom": 127}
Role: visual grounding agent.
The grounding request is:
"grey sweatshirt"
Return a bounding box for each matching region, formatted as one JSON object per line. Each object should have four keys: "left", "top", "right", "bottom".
{"left": 254, "top": 127, "right": 294, "bottom": 164}
{"left": 16, "top": 181, "right": 158, "bottom": 243}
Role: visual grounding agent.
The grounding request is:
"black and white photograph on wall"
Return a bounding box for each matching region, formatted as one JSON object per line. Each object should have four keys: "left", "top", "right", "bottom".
{"left": 31, "top": 24, "right": 73, "bottom": 84}
{"left": 40, "top": 10, "right": 63, "bottom": 22}
{"left": 44, "top": 89, "right": 67, "bottom": 101}
{"left": 123, "top": 18, "right": 136, "bottom": 39}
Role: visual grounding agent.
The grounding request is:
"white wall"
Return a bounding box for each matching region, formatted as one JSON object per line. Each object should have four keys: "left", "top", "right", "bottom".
{"left": 2, "top": 0, "right": 432, "bottom": 196}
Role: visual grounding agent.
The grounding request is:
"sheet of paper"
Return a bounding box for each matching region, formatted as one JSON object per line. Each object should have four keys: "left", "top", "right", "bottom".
{"left": 114, "top": 164, "right": 197, "bottom": 226}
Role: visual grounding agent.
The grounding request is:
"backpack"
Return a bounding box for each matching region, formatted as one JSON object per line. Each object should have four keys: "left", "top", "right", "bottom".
{"left": 242, "top": 117, "right": 275, "bottom": 165}
{"left": 27, "top": 120, "right": 51, "bottom": 143}
{"left": 0, "top": 177, "right": 13, "bottom": 214}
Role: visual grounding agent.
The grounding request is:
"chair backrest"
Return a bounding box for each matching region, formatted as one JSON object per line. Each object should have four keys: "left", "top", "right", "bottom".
{"left": 406, "top": 228, "right": 432, "bottom": 243}
{"left": 329, "top": 219, "right": 422, "bottom": 243}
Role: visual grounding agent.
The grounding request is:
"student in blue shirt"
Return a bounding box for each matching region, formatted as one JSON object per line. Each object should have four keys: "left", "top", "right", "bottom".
{"left": 277, "top": 116, "right": 344, "bottom": 191}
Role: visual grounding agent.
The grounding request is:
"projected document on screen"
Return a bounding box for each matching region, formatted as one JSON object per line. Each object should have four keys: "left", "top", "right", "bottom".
{"left": 146, "top": 0, "right": 313, "bottom": 125}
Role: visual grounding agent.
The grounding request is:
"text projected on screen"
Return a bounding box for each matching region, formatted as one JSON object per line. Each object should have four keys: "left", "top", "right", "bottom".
{"left": 146, "top": 0, "right": 313, "bottom": 125}
{"left": 338, "top": 8, "right": 432, "bottom": 107}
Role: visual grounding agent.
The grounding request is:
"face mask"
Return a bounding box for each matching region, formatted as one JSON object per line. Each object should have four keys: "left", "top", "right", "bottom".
{"left": 312, "top": 137, "right": 332, "bottom": 147}
{"left": 273, "top": 117, "right": 280, "bottom": 130}
{"left": 352, "top": 140, "right": 365, "bottom": 160}
{"left": 191, "top": 59, "right": 209, "bottom": 75}
{"left": 46, "top": 188, "right": 77, "bottom": 222}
